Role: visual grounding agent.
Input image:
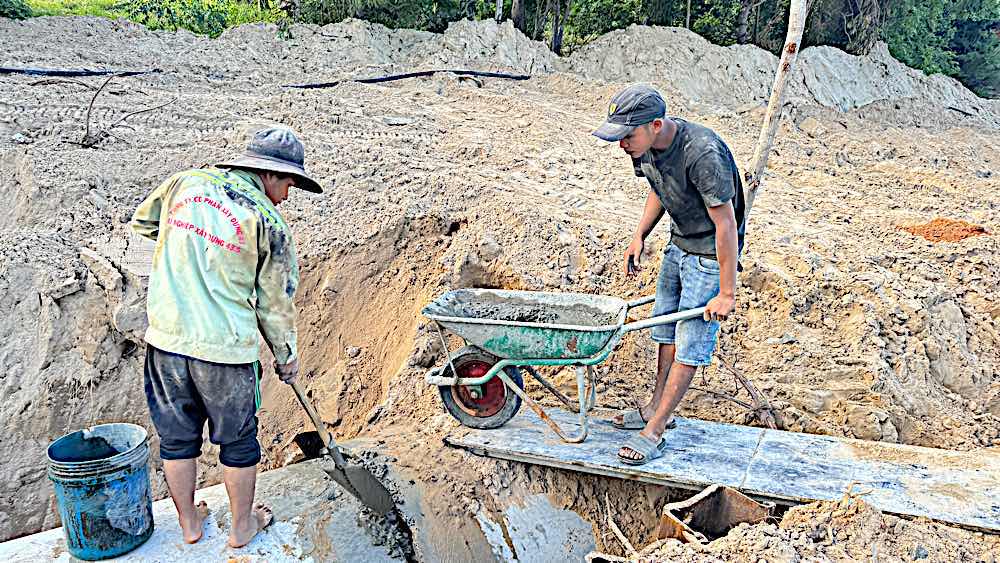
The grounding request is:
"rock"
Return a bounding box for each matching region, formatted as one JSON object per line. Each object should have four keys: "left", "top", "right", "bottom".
{"left": 346, "top": 346, "right": 361, "bottom": 358}
{"left": 80, "top": 248, "right": 123, "bottom": 294}
{"left": 797, "top": 116, "right": 825, "bottom": 137}
{"left": 11, "top": 133, "right": 31, "bottom": 144}
{"left": 766, "top": 333, "right": 797, "bottom": 345}
{"left": 975, "top": 169, "right": 993, "bottom": 178}
{"left": 479, "top": 234, "right": 502, "bottom": 261}
{"left": 845, "top": 405, "right": 897, "bottom": 442}
{"left": 913, "top": 545, "right": 929, "bottom": 559}
{"left": 48, "top": 275, "right": 83, "bottom": 299}
{"left": 382, "top": 116, "right": 414, "bottom": 126}
{"left": 926, "top": 300, "right": 985, "bottom": 398}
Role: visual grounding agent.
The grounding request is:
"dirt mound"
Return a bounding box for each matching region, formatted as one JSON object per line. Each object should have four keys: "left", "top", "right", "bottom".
{"left": 635, "top": 494, "right": 1000, "bottom": 562}
{"left": 0, "top": 17, "right": 554, "bottom": 85}
{"left": 901, "top": 218, "right": 989, "bottom": 243}
{"left": 563, "top": 25, "right": 1000, "bottom": 129}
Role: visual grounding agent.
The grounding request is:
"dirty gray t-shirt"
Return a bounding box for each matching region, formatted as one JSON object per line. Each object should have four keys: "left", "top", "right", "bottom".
{"left": 632, "top": 118, "right": 746, "bottom": 259}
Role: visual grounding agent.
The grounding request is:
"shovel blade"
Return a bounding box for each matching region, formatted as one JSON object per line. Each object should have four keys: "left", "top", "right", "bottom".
{"left": 323, "top": 462, "right": 396, "bottom": 515}
{"left": 295, "top": 431, "right": 396, "bottom": 515}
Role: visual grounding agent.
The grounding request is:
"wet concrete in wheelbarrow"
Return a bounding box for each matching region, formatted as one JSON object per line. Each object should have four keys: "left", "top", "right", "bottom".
{"left": 459, "top": 301, "right": 619, "bottom": 326}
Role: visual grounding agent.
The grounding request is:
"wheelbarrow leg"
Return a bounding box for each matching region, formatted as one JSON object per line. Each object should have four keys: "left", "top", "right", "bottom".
{"left": 585, "top": 365, "right": 597, "bottom": 412}
{"left": 524, "top": 366, "right": 579, "bottom": 413}
{"left": 572, "top": 366, "right": 591, "bottom": 441}
{"left": 496, "top": 368, "right": 589, "bottom": 444}
{"left": 524, "top": 365, "right": 598, "bottom": 415}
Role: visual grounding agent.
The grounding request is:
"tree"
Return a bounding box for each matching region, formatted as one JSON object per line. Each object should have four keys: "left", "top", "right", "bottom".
{"left": 551, "top": 0, "right": 573, "bottom": 53}
{"left": 884, "top": 0, "right": 1000, "bottom": 97}
{"left": 512, "top": 0, "right": 526, "bottom": 30}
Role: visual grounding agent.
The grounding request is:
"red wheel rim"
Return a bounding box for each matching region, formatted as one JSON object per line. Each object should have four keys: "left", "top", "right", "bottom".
{"left": 451, "top": 360, "right": 508, "bottom": 418}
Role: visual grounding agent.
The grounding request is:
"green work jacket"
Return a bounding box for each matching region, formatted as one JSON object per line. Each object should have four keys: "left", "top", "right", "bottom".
{"left": 131, "top": 168, "right": 298, "bottom": 365}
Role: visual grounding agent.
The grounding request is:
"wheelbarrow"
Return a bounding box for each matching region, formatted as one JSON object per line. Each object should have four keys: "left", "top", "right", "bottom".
{"left": 422, "top": 289, "right": 704, "bottom": 443}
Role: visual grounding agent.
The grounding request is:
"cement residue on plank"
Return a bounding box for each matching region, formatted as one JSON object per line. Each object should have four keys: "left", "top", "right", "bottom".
{"left": 741, "top": 429, "right": 1000, "bottom": 530}
{"left": 448, "top": 409, "right": 1000, "bottom": 532}
{"left": 445, "top": 408, "right": 759, "bottom": 491}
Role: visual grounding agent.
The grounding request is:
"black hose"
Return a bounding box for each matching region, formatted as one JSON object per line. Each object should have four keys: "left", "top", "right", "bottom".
{"left": 284, "top": 69, "right": 530, "bottom": 89}
{"left": 0, "top": 67, "right": 161, "bottom": 77}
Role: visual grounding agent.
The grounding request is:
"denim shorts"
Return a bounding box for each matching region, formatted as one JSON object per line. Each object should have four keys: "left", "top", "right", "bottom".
{"left": 650, "top": 244, "right": 722, "bottom": 366}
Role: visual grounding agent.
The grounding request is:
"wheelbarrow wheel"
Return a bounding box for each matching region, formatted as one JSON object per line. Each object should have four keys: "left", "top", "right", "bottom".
{"left": 438, "top": 346, "right": 523, "bottom": 430}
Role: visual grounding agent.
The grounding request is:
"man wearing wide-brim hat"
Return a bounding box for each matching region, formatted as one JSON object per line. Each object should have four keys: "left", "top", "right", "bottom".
{"left": 131, "top": 127, "right": 323, "bottom": 548}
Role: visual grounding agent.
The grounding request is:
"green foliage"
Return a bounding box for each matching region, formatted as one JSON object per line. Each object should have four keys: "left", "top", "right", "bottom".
{"left": 297, "top": 0, "right": 478, "bottom": 31}
{"left": 1, "top": 0, "right": 32, "bottom": 19}
{"left": 114, "top": 0, "right": 284, "bottom": 37}
{"left": 566, "top": 0, "right": 642, "bottom": 45}
{"left": 691, "top": 0, "right": 739, "bottom": 45}
{"left": 26, "top": 0, "right": 118, "bottom": 16}
{"left": 885, "top": 0, "right": 1000, "bottom": 97}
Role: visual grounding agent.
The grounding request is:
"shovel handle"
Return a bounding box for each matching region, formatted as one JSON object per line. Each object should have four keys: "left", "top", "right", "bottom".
{"left": 290, "top": 380, "right": 348, "bottom": 466}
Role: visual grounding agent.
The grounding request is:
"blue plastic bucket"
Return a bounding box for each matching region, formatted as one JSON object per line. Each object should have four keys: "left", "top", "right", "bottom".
{"left": 47, "top": 423, "right": 154, "bottom": 560}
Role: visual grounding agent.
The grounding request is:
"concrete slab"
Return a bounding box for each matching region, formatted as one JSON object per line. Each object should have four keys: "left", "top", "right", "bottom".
{"left": 1, "top": 453, "right": 606, "bottom": 562}
{"left": 0, "top": 460, "right": 399, "bottom": 562}
{"left": 446, "top": 409, "right": 1000, "bottom": 532}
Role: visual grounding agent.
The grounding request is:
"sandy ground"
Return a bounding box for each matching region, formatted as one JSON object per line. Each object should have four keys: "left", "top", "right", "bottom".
{"left": 1, "top": 15, "right": 998, "bottom": 559}
{"left": 635, "top": 494, "right": 1000, "bottom": 562}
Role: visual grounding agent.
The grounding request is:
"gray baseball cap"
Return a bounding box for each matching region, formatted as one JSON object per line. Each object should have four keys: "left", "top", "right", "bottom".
{"left": 216, "top": 127, "right": 323, "bottom": 194}
{"left": 592, "top": 84, "right": 667, "bottom": 141}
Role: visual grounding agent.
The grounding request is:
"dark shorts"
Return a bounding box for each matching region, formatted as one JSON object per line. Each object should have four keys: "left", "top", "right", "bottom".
{"left": 143, "top": 345, "right": 262, "bottom": 468}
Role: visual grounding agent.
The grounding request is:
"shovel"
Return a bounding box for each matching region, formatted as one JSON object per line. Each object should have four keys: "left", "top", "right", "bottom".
{"left": 289, "top": 380, "right": 395, "bottom": 514}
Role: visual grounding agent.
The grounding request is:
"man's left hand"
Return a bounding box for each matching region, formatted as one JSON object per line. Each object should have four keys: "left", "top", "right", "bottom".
{"left": 274, "top": 358, "right": 299, "bottom": 384}
{"left": 703, "top": 294, "right": 736, "bottom": 321}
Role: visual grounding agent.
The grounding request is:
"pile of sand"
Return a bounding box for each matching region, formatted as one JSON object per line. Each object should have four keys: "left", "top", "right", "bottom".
{"left": 635, "top": 495, "right": 1000, "bottom": 562}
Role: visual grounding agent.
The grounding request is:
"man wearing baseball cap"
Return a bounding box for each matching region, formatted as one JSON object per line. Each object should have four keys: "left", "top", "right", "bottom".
{"left": 594, "top": 84, "right": 746, "bottom": 465}
{"left": 131, "top": 127, "right": 322, "bottom": 546}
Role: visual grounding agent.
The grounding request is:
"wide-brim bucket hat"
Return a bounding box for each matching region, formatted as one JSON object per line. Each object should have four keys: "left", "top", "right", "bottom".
{"left": 216, "top": 127, "right": 323, "bottom": 193}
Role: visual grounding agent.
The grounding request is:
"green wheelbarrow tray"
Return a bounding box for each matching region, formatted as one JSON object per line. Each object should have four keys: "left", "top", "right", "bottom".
{"left": 422, "top": 289, "right": 628, "bottom": 360}
{"left": 422, "top": 289, "right": 706, "bottom": 443}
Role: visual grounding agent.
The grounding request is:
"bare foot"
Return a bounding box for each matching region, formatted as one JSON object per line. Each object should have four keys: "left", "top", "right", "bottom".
{"left": 227, "top": 503, "right": 273, "bottom": 548}
{"left": 181, "top": 501, "right": 210, "bottom": 544}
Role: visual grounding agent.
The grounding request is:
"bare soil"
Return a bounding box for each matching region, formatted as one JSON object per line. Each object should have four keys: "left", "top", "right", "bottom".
{"left": 1, "top": 15, "right": 998, "bottom": 559}
{"left": 636, "top": 494, "right": 1000, "bottom": 562}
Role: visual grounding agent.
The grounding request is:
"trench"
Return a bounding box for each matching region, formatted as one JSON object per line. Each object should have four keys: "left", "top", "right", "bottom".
{"left": 245, "top": 215, "right": 697, "bottom": 561}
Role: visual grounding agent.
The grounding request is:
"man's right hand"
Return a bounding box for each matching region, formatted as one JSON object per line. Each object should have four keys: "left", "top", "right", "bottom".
{"left": 275, "top": 358, "right": 299, "bottom": 384}
{"left": 623, "top": 235, "right": 644, "bottom": 276}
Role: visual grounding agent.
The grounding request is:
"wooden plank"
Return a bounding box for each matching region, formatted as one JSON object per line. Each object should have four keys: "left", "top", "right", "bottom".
{"left": 741, "top": 430, "right": 1000, "bottom": 530}
{"left": 446, "top": 409, "right": 1000, "bottom": 532}
{"left": 446, "top": 409, "right": 763, "bottom": 492}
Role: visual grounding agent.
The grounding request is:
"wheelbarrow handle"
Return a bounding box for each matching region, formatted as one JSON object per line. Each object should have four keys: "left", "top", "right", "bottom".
{"left": 621, "top": 307, "right": 707, "bottom": 333}
{"left": 626, "top": 295, "right": 656, "bottom": 309}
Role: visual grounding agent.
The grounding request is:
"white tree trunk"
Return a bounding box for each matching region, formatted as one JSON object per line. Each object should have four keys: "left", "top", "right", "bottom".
{"left": 743, "top": 0, "right": 807, "bottom": 219}
{"left": 495, "top": 0, "right": 503, "bottom": 22}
